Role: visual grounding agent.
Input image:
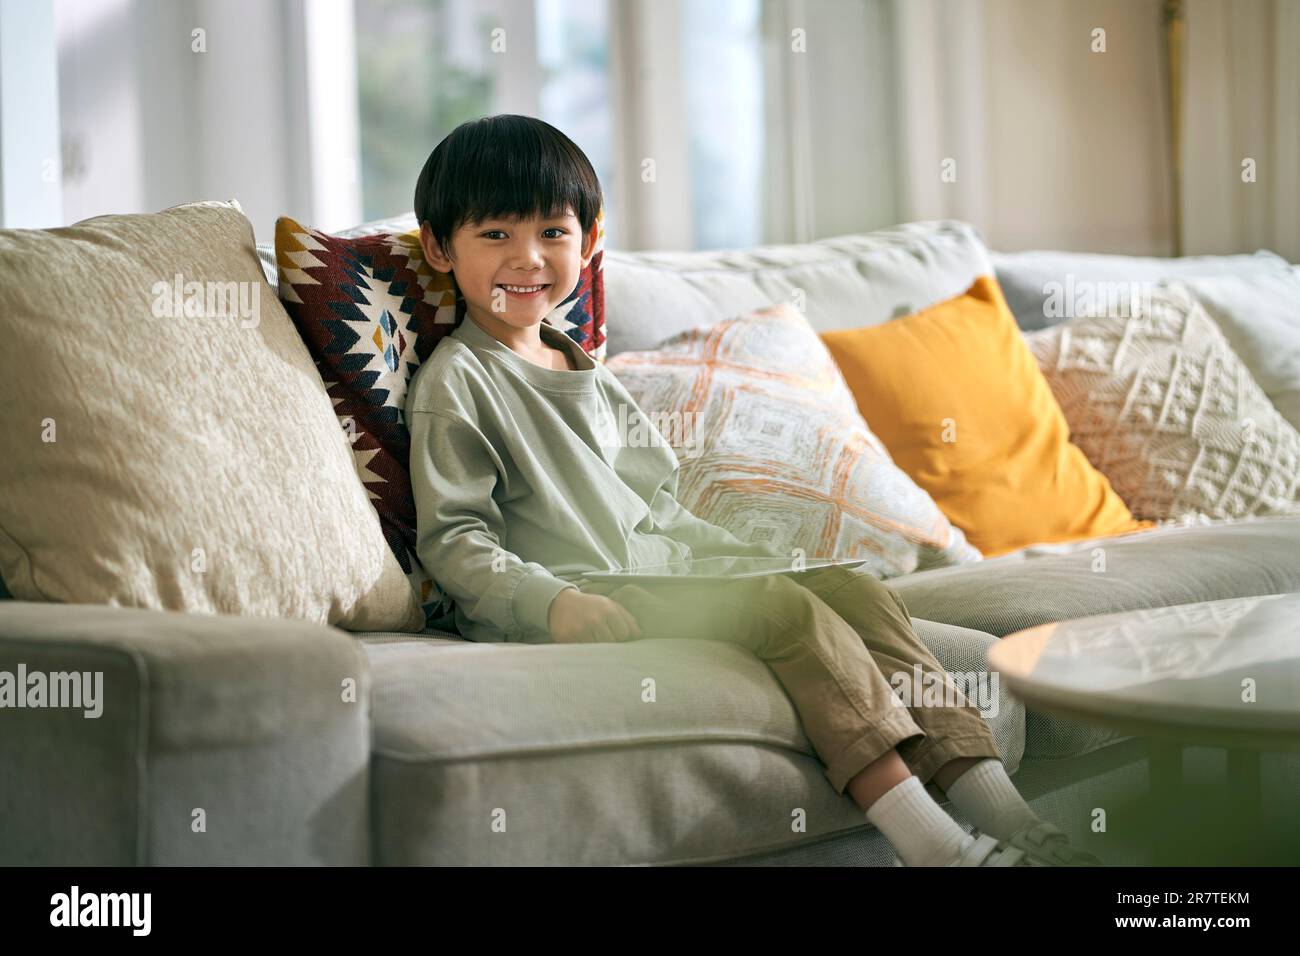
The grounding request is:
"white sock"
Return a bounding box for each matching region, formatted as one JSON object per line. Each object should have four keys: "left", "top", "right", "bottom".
{"left": 941, "top": 758, "right": 1041, "bottom": 842}
{"left": 865, "top": 775, "right": 975, "bottom": 866}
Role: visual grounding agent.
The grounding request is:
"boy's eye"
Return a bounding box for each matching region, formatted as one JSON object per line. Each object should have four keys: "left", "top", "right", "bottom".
{"left": 479, "top": 228, "right": 567, "bottom": 240}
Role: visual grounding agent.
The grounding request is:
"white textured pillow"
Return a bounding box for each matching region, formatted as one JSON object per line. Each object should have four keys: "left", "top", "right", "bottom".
{"left": 0, "top": 200, "right": 424, "bottom": 631}
{"left": 1178, "top": 271, "right": 1300, "bottom": 431}
{"left": 1025, "top": 286, "right": 1300, "bottom": 523}
{"left": 606, "top": 303, "right": 982, "bottom": 578}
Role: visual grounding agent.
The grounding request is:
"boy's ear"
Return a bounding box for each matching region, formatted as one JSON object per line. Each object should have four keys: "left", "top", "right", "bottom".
{"left": 419, "top": 222, "right": 453, "bottom": 273}
{"left": 579, "top": 218, "right": 600, "bottom": 269}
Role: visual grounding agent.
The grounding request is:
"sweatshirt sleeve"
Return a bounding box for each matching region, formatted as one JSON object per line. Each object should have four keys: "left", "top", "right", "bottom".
{"left": 647, "top": 465, "right": 787, "bottom": 560}
{"left": 408, "top": 407, "right": 577, "bottom": 643}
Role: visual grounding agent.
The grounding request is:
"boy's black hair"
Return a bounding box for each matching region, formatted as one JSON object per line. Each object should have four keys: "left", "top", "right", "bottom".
{"left": 413, "top": 114, "right": 603, "bottom": 263}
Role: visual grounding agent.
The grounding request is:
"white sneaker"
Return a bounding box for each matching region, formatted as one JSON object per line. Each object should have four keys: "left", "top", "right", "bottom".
{"left": 892, "top": 831, "right": 1036, "bottom": 867}
{"left": 1005, "top": 820, "right": 1104, "bottom": 866}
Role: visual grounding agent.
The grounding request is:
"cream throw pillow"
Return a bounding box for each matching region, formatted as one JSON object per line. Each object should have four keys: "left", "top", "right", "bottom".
{"left": 1025, "top": 285, "right": 1300, "bottom": 522}
{"left": 0, "top": 200, "right": 423, "bottom": 631}
{"left": 606, "top": 303, "right": 982, "bottom": 577}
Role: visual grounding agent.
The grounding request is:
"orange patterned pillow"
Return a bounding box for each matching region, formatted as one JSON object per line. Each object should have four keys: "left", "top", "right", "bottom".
{"left": 607, "top": 303, "right": 981, "bottom": 578}
{"left": 820, "top": 276, "right": 1154, "bottom": 556}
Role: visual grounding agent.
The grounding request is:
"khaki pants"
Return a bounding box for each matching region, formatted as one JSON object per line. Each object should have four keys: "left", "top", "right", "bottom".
{"left": 581, "top": 564, "right": 1001, "bottom": 796}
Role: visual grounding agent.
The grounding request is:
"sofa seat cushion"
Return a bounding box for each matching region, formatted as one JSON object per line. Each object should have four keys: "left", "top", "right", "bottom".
{"left": 889, "top": 515, "right": 1300, "bottom": 758}
{"left": 359, "top": 617, "right": 1022, "bottom": 866}
{"left": 890, "top": 515, "right": 1300, "bottom": 634}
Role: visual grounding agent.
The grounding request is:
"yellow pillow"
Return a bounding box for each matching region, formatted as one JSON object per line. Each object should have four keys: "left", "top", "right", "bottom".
{"left": 819, "top": 276, "right": 1154, "bottom": 557}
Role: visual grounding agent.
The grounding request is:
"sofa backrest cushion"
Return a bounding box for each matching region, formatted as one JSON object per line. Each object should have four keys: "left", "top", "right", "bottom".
{"left": 602, "top": 220, "right": 994, "bottom": 356}
{"left": 993, "top": 248, "right": 1292, "bottom": 331}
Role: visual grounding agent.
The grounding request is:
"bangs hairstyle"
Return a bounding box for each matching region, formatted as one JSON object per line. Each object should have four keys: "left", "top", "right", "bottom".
{"left": 413, "top": 114, "right": 603, "bottom": 262}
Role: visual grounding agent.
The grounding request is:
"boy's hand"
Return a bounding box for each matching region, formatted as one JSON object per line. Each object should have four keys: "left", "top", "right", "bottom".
{"left": 547, "top": 588, "right": 643, "bottom": 644}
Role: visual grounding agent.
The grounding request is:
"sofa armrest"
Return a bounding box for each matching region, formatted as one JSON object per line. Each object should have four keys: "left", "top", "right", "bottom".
{"left": 0, "top": 601, "right": 371, "bottom": 865}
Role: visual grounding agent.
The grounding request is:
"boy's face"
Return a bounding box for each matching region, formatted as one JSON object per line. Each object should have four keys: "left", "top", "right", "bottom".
{"left": 419, "top": 208, "right": 599, "bottom": 336}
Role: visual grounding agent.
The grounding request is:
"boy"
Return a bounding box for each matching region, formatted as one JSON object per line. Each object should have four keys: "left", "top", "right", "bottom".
{"left": 404, "top": 114, "right": 1101, "bottom": 867}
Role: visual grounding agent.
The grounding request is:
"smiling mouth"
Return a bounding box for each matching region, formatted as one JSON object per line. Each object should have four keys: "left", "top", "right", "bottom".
{"left": 496, "top": 283, "right": 551, "bottom": 296}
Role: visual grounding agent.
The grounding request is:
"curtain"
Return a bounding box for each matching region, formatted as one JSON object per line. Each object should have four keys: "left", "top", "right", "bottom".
{"left": 583, "top": 0, "right": 1300, "bottom": 257}
{"left": 606, "top": 0, "right": 694, "bottom": 249}
{"left": 752, "top": 0, "right": 1176, "bottom": 254}
{"left": 1182, "top": 0, "right": 1300, "bottom": 261}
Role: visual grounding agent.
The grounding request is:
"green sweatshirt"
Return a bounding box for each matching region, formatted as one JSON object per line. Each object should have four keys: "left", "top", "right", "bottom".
{"left": 405, "top": 315, "right": 782, "bottom": 644}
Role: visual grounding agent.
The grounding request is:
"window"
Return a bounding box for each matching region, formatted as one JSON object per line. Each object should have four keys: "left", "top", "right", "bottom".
{"left": 354, "top": 0, "right": 495, "bottom": 223}
{"left": 536, "top": 0, "right": 611, "bottom": 226}
{"left": 353, "top": 0, "right": 762, "bottom": 249}
{"left": 683, "top": 0, "right": 763, "bottom": 249}
{"left": 355, "top": 0, "right": 610, "bottom": 228}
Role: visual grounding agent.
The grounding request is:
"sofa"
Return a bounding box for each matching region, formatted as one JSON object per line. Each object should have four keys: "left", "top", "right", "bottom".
{"left": 3, "top": 211, "right": 1298, "bottom": 866}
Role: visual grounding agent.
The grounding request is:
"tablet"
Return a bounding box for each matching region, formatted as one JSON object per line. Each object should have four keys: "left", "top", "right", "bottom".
{"left": 581, "top": 555, "right": 869, "bottom": 585}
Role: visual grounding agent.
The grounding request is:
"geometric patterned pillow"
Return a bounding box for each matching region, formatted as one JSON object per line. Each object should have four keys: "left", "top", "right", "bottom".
{"left": 1025, "top": 283, "right": 1300, "bottom": 524}
{"left": 606, "top": 303, "right": 983, "bottom": 578}
{"left": 274, "top": 208, "right": 606, "bottom": 628}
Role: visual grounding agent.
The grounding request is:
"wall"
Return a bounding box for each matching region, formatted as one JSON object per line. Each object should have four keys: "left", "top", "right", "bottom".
{"left": 982, "top": 0, "right": 1174, "bottom": 254}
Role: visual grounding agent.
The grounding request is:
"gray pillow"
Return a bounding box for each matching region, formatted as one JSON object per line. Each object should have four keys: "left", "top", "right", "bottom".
{"left": 603, "top": 220, "right": 994, "bottom": 356}
{"left": 993, "top": 248, "right": 1291, "bottom": 331}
